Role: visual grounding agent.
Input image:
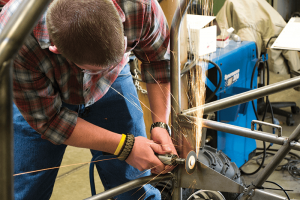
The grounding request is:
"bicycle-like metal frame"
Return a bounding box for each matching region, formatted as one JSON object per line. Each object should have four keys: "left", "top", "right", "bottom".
{"left": 1, "top": 0, "right": 300, "bottom": 200}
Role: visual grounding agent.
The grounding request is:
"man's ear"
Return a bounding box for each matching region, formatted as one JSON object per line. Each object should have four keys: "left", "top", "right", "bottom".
{"left": 49, "top": 45, "right": 61, "bottom": 54}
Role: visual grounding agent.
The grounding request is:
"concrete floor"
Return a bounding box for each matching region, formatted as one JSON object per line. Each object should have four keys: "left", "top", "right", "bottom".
{"left": 50, "top": 71, "right": 300, "bottom": 200}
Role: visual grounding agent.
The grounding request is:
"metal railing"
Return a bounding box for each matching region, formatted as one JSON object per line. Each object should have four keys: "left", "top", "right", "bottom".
{"left": 0, "top": 1, "right": 52, "bottom": 199}
{"left": 1, "top": 0, "right": 300, "bottom": 200}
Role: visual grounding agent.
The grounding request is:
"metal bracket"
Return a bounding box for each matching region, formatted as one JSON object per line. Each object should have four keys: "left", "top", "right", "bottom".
{"left": 179, "top": 161, "right": 245, "bottom": 193}
{"left": 251, "top": 120, "right": 282, "bottom": 137}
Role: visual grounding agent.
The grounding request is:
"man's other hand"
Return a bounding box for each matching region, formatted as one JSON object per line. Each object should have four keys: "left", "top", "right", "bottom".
{"left": 151, "top": 127, "right": 178, "bottom": 173}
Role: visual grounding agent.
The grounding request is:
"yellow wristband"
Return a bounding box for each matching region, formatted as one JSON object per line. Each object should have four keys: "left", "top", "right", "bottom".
{"left": 114, "top": 134, "right": 126, "bottom": 156}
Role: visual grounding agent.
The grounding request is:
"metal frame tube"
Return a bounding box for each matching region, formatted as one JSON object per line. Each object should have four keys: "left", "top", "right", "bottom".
{"left": 181, "top": 76, "right": 300, "bottom": 115}
{"left": 240, "top": 124, "right": 300, "bottom": 200}
{"left": 2, "top": 0, "right": 299, "bottom": 199}
{"left": 0, "top": 1, "right": 52, "bottom": 200}
{"left": 170, "top": 0, "right": 191, "bottom": 199}
{"left": 84, "top": 174, "right": 173, "bottom": 200}
{"left": 170, "top": 0, "right": 191, "bottom": 156}
{"left": 253, "top": 124, "right": 300, "bottom": 187}
{"left": 178, "top": 116, "right": 286, "bottom": 145}
{"left": 0, "top": 0, "right": 52, "bottom": 64}
{"left": 178, "top": 116, "right": 300, "bottom": 151}
{"left": 0, "top": 60, "right": 13, "bottom": 200}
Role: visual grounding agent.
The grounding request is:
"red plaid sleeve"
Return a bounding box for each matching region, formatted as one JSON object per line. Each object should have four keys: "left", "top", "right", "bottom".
{"left": 133, "top": 0, "right": 170, "bottom": 83}
{"left": 13, "top": 34, "right": 77, "bottom": 145}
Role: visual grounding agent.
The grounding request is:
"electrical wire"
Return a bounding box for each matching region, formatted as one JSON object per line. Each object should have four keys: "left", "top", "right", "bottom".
{"left": 204, "top": 59, "right": 222, "bottom": 103}
{"left": 89, "top": 156, "right": 98, "bottom": 196}
{"left": 241, "top": 52, "right": 276, "bottom": 175}
{"left": 265, "top": 181, "right": 291, "bottom": 200}
{"left": 240, "top": 57, "right": 266, "bottom": 175}
{"left": 265, "top": 36, "right": 278, "bottom": 51}
{"left": 260, "top": 187, "right": 293, "bottom": 192}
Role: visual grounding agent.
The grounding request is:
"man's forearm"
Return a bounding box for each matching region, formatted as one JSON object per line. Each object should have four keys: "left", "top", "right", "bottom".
{"left": 146, "top": 82, "right": 171, "bottom": 123}
{"left": 63, "top": 117, "right": 122, "bottom": 154}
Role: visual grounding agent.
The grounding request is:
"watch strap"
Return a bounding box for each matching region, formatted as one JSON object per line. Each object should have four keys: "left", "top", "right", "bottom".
{"left": 150, "top": 122, "right": 171, "bottom": 136}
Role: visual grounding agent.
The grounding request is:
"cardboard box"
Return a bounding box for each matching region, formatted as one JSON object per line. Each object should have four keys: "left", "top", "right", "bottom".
{"left": 187, "top": 14, "right": 216, "bottom": 57}
{"left": 217, "top": 35, "right": 229, "bottom": 48}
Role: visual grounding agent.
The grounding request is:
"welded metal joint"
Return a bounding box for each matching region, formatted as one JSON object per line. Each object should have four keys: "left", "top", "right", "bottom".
{"left": 290, "top": 141, "right": 297, "bottom": 146}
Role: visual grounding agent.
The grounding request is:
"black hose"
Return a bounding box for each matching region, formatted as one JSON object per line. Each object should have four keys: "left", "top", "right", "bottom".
{"left": 256, "top": 148, "right": 300, "bottom": 159}
{"left": 266, "top": 36, "right": 278, "bottom": 51}
{"left": 250, "top": 57, "right": 262, "bottom": 120}
{"left": 205, "top": 59, "right": 222, "bottom": 103}
{"left": 241, "top": 51, "right": 278, "bottom": 176}
{"left": 265, "top": 181, "right": 291, "bottom": 200}
{"left": 241, "top": 140, "right": 266, "bottom": 175}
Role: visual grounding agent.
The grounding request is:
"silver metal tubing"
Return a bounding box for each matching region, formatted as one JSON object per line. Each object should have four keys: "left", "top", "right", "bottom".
{"left": 181, "top": 76, "right": 300, "bottom": 115}
{"left": 253, "top": 124, "right": 300, "bottom": 187}
{"left": 0, "top": 61, "right": 13, "bottom": 200}
{"left": 0, "top": 0, "right": 52, "bottom": 65}
{"left": 0, "top": 1, "right": 52, "bottom": 200}
{"left": 251, "top": 120, "right": 282, "bottom": 137}
{"left": 170, "top": 0, "right": 191, "bottom": 199}
{"left": 249, "top": 189, "right": 288, "bottom": 200}
{"left": 290, "top": 141, "right": 300, "bottom": 151}
{"left": 178, "top": 116, "right": 287, "bottom": 145}
{"left": 170, "top": 0, "right": 192, "bottom": 148}
{"left": 84, "top": 174, "right": 173, "bottom": 200}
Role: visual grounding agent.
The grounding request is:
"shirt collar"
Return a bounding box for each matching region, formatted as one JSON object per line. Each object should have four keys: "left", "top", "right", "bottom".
{"left": 33, "top": 0, "right": 126, "bottom": 49}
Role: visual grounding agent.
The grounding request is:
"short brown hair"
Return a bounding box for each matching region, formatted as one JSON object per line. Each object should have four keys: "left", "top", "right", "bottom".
{"left": 46, "top": 0, "right": 124, "bottom": 67}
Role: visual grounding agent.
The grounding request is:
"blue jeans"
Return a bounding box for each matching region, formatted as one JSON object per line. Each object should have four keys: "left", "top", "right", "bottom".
{"left": 13, "top": 64, "right": 161, "bottom": 200}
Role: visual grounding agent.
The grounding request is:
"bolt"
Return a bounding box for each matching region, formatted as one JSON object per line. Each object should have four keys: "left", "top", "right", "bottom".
{"left": 189, "top": 156, "right": 196, "bottom": 169}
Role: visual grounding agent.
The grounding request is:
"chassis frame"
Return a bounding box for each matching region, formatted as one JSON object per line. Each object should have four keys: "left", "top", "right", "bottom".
{"left": 1, "top": 0, "right": 300, "bottom": 200}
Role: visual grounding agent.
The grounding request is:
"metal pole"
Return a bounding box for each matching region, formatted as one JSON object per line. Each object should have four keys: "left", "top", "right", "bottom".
{"left": 0, "top": 0, "right": 52, "bottom": 65}
{"left": 0, "top": 1, "right": 52, "bottom": 200}
{"left": 254, "top": 123, "right": 300, "bottom": 187}
{"left": 181, "top": 76, "right": 300, "bottom": 115}
{"left": 84, "top": 174, "right": 173, "bottom": 200}
{"left": 178, "top": 117, "right": 287, "bottom": 145}
{"left": 170, "top": 0, "right": 191, "bottom": 199}
{"left": 170, "top": 0, "right": 191, "bottom": 155}
{"left": 241, "top": 124, "right": 300, "bottom": 200}
{"left": 0, "top": 60, "right": 13, "bottom": 200}
{"left": 179, "top": 116, "right": 300, "bottom": 151}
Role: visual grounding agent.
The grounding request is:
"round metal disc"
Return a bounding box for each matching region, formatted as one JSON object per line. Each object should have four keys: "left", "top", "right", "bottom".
{"left": 185, "top": 150, "right": 197, "bottom": 174}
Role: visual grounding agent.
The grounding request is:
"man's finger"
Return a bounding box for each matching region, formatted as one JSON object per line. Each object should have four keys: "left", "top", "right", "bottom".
{"left": 161, "top": 143, "right": 172, "bottom": 154}
{"left": 150, "top": 142, "right": 166, "bottom": 154}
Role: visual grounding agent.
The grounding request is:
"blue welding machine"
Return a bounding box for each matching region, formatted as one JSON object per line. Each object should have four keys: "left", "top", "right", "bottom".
{"left": 206, "top": 40, "right": 258, "bottom": 168}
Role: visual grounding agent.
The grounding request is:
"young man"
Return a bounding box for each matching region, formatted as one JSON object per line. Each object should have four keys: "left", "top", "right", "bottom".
{"left": 0, "top": 0, "right": 176, "bottom": 199}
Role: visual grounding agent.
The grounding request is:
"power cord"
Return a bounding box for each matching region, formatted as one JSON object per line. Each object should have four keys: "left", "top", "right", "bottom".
{"left": 264, "top": 181, "right": 291, "bottom": 200}
{"left": 240, "top": 56, "right": 268, "bottom": 176}
{"left": 240, "top": 37, "right": 278, "bottom": 176}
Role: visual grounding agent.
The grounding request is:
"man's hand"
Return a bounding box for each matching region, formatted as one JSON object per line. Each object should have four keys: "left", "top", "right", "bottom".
{"left": 150, "top": 127, "right": 178, "bottom": 173}
{"left": 126, "top": 136, "right": 172, "bottom": 174}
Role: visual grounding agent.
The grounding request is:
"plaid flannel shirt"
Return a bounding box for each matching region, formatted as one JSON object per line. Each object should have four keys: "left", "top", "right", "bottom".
{"left": 0, "top": 0, "right": 170, "bottom": 145}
